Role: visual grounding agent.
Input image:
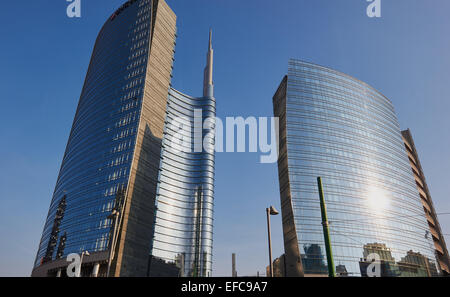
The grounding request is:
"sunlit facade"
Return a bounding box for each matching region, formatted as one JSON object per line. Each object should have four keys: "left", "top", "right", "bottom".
{"left": 149, "top": 32, "right": 216, "bottom": 277}
{"left": 273, "top": 59, "right": 439, "bottom": 277}
{"left": 150, "top": 88, "right": 215, "bottom": 277}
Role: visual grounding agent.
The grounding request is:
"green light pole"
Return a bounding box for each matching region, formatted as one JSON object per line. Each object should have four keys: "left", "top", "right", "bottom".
{"left": 317, "top": 177, "right": 335, "bottom": 278}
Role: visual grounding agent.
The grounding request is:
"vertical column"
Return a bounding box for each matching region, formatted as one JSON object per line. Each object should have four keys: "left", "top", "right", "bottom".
{"left": 232, "top": 253, "right": 237, "bottom": 277}
{"left": 92, "top": 263, "right": 100, "bottom": 277}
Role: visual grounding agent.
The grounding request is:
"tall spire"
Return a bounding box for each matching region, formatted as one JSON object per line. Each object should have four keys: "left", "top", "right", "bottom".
{"left": 203, "top": 29, "right": 214, "bottom": 98}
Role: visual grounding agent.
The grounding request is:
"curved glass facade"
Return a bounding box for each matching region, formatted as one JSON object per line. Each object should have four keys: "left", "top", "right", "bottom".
{"left": 151, "top": 88, "right": 215, "bottom": 277}
{"left": 34, "top": 0, "right": 149, "bottom": 268}
{"left": 33, "top": 0, "right": 181, "bottom": 277}
{"left": 274, "top": 59, "right": 438, "bottom": 276}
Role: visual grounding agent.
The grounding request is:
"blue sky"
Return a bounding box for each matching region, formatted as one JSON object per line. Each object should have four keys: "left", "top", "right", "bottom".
{"left": 0, "top": 0, "right": 449, "bottom": 276}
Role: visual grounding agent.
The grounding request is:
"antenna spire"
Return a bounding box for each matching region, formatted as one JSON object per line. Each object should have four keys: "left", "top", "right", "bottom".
{"left": 203, "top": 29, "right": 214, "bottom": 98}
{"left": 209, "top": 28, "right": 212, "bottom": 50}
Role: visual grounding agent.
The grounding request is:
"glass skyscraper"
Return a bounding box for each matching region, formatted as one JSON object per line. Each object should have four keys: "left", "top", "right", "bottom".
{"left": 273, "top": 59, "right": 440, "bottom": 277}
{"left": 149, "top": 32, "right": 216, "bottom": 277}
{"left": 32, "top": 0, "right": 215, "bottom": 277}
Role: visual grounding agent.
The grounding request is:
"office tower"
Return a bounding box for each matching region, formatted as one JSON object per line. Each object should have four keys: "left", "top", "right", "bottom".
{"left": 401, "top": 129, "right": 450, "bottom": 275}
{"left": 273, "top": 59, "right": 439, "bottom": 276}
{"left": 32, "top": 0, "right": 215, "bottom": 277}
{"left": 149, "top": 31, "right": 215, "bottom": 277}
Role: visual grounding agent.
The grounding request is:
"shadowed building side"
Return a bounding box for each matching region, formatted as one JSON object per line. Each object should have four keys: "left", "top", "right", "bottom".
{"left": 273, "top": 76, "right": 304, "bottom": 277}
{"left": 111, "top": 0, "right": 177, "bottom": 277}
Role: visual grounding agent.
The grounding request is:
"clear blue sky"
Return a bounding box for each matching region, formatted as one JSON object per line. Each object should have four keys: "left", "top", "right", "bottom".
{"left": 0, "top": 0, "right": 449, "bottom": 277}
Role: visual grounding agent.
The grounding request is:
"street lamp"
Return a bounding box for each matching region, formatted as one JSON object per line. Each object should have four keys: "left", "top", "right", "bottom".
{"left": 78, "top": 250, "right": 90, "bottom": 277}
{"left": 107, "top": 209, "right": 120, "bottom": 277}
{"left": 266, "top": 205, "right": 279, "bottom": 277}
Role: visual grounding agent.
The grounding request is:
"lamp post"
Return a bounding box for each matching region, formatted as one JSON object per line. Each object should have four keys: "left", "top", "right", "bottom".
{"left": 78, "top": 250, "right": 90, "bottom": 277}
{"left": 107, "top": 209, "right": 120, "bottom": 277}
{"left": 266, "top": 205, "right": 279, "bottom": 277}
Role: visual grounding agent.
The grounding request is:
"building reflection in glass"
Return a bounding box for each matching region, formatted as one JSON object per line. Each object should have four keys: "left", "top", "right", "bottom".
{"left": 273, "top": 59, "right": 440, "bottom": 276}
{"left": 359, "top": 242, "right": 438, "bottom": 277}
{"left": 301, "top": 244, "right": 327, "bottom": 275}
